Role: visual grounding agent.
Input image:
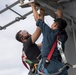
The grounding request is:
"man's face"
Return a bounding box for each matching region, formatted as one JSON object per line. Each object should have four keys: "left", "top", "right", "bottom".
{"left": 19, "top": 30, "right": 29, "bottom": 40}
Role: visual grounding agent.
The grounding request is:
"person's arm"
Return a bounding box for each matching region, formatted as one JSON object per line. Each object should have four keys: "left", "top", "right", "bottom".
{"left": 31, "top": 3, "right": 45, "bottom": 21}
{"left": 31, "top": 3, "right": 39, "bottom": 21}
{"left": 39, "top": 8, "right": 45, "bottom": 20}
{"left": 31, "top": 27, "right": 41, "bottom": 43}
{"left": 30, "top": 3, "right": 44, "bottom": 43}
{"left": 55, "top": 8, "right": 63, "bottom": 18}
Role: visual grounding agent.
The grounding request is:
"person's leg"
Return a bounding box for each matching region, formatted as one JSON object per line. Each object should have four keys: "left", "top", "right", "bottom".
{"left": 58, "top": 68, "right": 68, "bottom": 75}
{"left": 43, "top": 59, "right": 68, "bottom": 75}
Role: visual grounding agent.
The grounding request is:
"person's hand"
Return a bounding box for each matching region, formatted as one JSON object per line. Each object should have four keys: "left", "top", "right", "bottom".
{"left": 29, "top": 2, "right": 36, "bottom": 7}
{"left": 55, "top": 9, "right": 63, "bottom": 18}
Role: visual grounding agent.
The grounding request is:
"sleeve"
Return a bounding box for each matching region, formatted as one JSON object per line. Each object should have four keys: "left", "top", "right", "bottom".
{"left": 36, "top": 19, "right": 46, "bottom": 32}
{"left": 36, "top": 19, "right": 53, "bottom": 34}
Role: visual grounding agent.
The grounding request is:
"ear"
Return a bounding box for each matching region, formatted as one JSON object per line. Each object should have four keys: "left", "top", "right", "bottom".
{"left": 54, "top": 23, "right": 58, "bottom": 28}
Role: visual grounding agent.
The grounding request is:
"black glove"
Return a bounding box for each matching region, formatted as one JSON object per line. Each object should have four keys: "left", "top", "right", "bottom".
{"left": 44, "top": 59, "right": 50, "bottom": 68}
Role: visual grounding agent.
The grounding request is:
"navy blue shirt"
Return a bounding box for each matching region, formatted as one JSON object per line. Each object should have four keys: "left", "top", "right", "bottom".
{"left": 36, "top": 19, "right": 68, "bottom": 61}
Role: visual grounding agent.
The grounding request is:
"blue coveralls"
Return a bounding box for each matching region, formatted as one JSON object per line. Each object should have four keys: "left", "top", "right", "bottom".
{"left": 36, "top": 19, "right": 68, "bottom": 75}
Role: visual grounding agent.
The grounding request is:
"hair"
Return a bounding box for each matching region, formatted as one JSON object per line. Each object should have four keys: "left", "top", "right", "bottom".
{"left": 54, "top": 18, "right": 67, "bottom": 31}
{"left": 15, "top": 30, "right": 22, "bottom": 42}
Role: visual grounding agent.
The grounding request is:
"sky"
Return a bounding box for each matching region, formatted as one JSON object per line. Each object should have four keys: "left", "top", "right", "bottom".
{"left": 0, "top": 0, "right": 54, "bottom": 75}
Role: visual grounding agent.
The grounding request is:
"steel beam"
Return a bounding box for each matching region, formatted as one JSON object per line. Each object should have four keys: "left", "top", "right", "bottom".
{"left": 6, "top": 4, "right": 24, "bottom": 19}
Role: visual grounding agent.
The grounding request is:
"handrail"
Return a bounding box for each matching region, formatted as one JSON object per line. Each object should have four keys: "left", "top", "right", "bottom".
{"left": 0, "top": 1, "right": 19, "bottom": 14}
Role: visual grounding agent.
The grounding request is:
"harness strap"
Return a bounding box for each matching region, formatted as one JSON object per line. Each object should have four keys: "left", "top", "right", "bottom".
{"left": 22, "top": 51, "right": 33, "bottom": 70}
{"left": 57, "top": 40, "right": 67, "bottom": 64}
{"left": 47, "top": 34, "right": 60, "bottom": 61}
{"left": 22, "top": 54, "right": 29, "bottom": 70}
{"left": 47, "top": 40, "right": 57, "bottom": 61}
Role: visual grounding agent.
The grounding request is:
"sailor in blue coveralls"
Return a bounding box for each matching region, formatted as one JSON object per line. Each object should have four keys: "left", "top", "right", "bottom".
{"left": 30, "top": 3, "right": 68, "bottom": 75}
